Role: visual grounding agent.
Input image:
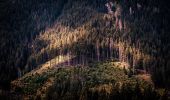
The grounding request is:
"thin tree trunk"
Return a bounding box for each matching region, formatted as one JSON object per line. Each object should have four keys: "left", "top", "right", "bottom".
{"left": 96, "top": 40, "right": 100, "bottom": 62}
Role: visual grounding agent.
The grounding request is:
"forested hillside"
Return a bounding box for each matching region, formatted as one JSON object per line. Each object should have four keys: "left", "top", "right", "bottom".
{"left": 0, "top": 0, "right": 170, "bottom": 99}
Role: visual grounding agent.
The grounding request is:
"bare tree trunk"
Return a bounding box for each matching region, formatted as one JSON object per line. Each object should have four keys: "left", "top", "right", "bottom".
{"left": 133, "top": 56, "right": 136, "bottom": 74}
{"left": 118, "top": 44, "right": 122, "bottom": 62}
{"left": 50, "top": 59, "right": 51, "bottom": 68}
{"left": 67, "top": 51, "right": 70, "bottom": 66}
{"left": 109, "top": 38, "right": 113, "bottom": 59}
{"left": 17, "top": 68, "right": 22, "bottom": 78}
{"left": 96, "top": 40, "right": 100, "bottom": 62}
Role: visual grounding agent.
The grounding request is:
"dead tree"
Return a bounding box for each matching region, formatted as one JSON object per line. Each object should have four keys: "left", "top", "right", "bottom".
{"left": 105, "top": 1, "right": 123, "bottom": 31}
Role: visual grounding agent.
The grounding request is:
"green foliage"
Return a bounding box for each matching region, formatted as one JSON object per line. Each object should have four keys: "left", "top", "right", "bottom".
{"left": 12, "top": 61, "right": 164, "bottom": 100}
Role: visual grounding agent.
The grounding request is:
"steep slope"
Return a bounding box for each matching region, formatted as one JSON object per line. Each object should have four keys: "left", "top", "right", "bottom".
{"left": 23, "top": 0, "right": 170, "bottom": 88}
{"left": 0, "top": 0, "right": 169, "bottom": 96}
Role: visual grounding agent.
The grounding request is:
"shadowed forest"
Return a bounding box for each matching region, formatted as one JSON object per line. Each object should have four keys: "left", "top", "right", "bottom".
{"left": 0, "top": 0, "right": 170, "bottom": 99}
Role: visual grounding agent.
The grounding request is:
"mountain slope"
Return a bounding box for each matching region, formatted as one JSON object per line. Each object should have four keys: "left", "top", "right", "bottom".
{"left": 22, "top": 0, "right": 169, "bottom": 87}
{"left": 0, "top": 0, "right": 170, "bottom": 99}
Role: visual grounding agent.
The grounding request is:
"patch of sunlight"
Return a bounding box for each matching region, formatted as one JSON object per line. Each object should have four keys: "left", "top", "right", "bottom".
{"left": 135, "top": 74, "right": 153, "bottom": 84}
{"left": 36, "top": 77, "right": 55, "bottom": 98}
{"left": 89, "top": 83, "right": 113, "bottom": 95}
{"left": 34, "top": 55, "right": 76, "bottom": 74}
{"left": 20, "top": 55, "right": 76, "bottom": 80}
{"left": 112, "top": 61, "right": 130, "bottom": 70}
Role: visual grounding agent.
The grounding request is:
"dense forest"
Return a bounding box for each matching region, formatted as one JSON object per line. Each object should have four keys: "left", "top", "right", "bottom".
{"left": 0, "top": 0, "right": 170, "bottom": 99}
